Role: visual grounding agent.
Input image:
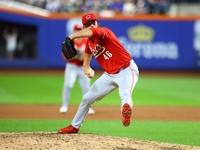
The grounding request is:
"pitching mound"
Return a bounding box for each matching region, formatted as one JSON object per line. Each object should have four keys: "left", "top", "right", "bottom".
{"left": 1, "top": 132, "right": 200, "bottom": 150}
{"left": 1, "top": 105, "right": 200, "bottom": 149}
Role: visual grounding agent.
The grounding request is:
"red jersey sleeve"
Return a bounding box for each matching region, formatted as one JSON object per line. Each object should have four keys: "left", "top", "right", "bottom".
{"left": 90, "top": 28, "right": 106, "bottom": 39}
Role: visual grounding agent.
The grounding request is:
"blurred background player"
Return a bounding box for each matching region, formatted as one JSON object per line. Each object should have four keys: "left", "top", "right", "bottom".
{"left": 3, "top": 26, "right": 18, "bottom": 60}
{"left": 59, "top": 24, "right": 95, "bottom": 115}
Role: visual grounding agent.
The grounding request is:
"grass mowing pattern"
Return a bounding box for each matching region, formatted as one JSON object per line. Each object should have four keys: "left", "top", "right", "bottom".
{"left": 0, "top": 75, "right": 200, "bottom": 106}
{"left": 134, "top": 77, "right": 200, "bottom": 106}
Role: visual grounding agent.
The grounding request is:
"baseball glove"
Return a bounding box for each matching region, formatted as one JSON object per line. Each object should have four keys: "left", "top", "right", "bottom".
{"left": 61, "top": 36, "right": 77, "bottom": 59}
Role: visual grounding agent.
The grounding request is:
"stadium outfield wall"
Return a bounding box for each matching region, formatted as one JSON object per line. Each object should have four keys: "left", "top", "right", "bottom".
{"left": 0, "top": 7, "right": 200, "bottom": 70}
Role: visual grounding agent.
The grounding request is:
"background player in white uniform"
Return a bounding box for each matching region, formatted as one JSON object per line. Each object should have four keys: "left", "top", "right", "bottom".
{"left": 58, "top": 13, "right": 139, "bottom": 133}
{"left": 3, "top": 26, "right": 18, "bottom": 60}
{"left": 59, "top": 24, "right": 95, "bottom": 115}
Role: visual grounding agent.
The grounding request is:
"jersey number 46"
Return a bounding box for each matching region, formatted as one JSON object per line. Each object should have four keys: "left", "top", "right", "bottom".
{"left": 103, "top": 51, "right": 113, "bottom": 60}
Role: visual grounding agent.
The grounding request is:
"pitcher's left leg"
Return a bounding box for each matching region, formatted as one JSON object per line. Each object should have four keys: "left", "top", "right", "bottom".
{"left": 71, "top": 73, "right": 117, "bottom": 129}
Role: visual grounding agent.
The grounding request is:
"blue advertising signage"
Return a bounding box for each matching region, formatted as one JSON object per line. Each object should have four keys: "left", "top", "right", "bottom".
{"left": 0, "top": 10, "right": 199, "bottom": 70}
{"left": 98, "top": 20, "right": 195, "bottom": 70}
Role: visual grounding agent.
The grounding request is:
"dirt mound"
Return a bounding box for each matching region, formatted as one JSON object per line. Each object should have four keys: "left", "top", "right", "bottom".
{"left": 0, "top": 132, "right": 199, "bottom": 150}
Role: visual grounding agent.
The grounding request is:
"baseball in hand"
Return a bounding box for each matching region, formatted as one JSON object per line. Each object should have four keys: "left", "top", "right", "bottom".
{"left": 90, "top": 71, "right": 94, "bottom": 77}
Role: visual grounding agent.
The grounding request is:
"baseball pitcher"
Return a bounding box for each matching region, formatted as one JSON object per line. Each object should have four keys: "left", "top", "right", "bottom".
{"left": 59, "top": 13, "right": 139, "bottom": 133}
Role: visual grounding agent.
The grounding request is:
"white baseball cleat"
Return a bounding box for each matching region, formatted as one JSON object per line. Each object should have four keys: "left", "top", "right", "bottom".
{"left": 87, "top": 108, "right": 95, "bottom": 115}
{"left": 59, "top": 106, "right": 68, "bottom": 113}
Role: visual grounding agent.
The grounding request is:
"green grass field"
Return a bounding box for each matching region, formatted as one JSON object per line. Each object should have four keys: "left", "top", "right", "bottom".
{"left": 0, "top": 74, "right": 200, "bottom": 147}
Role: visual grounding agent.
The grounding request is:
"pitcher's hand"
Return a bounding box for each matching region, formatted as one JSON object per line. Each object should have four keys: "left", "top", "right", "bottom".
{"left": 84, "top": 67, "right": 94, "bottom": 78}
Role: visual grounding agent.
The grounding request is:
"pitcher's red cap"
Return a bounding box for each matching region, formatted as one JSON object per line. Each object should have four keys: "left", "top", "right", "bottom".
{"left": 74, "top": 24, "right": 82, "bottom": 31}
{"left": 82, "top": 13, "right": 97, "bottom": 25}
